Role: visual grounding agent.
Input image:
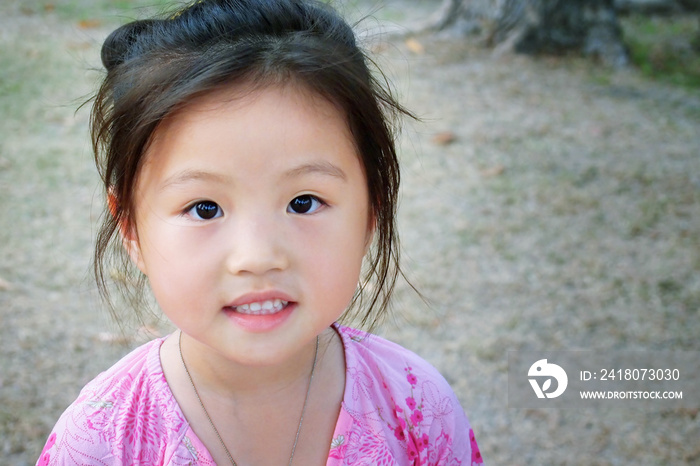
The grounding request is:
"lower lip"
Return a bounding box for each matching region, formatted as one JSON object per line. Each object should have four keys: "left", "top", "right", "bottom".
{"left": 224, "top": 303, "right": 296, "bottom": 333}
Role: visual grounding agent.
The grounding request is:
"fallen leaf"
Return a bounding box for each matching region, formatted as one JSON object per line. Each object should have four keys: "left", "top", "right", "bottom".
{"left": 405, "top": 38, "right": 425, "bottom": 55}
{"left": 369, "top": 42, "right": 389, "bottom": 54}
{"left": 44, "top": 3, "right": 55, "bottom": 12}
{"left": 432, "top": 131, "right": 456, "bottom": 146}
{"left": 481, "top": 164, "right": 506, "bottom": 177}
{"left": 78, "top": 19, "right": 102, "bottom": 29}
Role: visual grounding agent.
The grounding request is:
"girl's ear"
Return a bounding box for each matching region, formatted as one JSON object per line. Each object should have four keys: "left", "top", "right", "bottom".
{"left": 122, "top": 228, "right": 147, "bottom": 276}
{"left": 108, "top": 191, "right": 147, "bottom": 275}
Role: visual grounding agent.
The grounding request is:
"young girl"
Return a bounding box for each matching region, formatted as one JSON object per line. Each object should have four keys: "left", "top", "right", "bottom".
{"left": 38, "top": 0, "right": 483, "bottom": 464}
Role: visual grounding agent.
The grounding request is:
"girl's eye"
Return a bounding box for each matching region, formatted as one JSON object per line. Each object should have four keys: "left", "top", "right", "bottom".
{"left": 186, "top": 201, "right": 222, "bottom": 220}
{"left": 287, "top": 195, "right": 324, "bottom": 214}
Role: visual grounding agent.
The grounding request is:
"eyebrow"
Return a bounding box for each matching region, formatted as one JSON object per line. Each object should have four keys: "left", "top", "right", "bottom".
{"left": 159, "top": 161, "right": 347, "bottom": 191}
{"left": 283, "top": 161, "right": 347, "bottom": 181}
{"left": 159, "top": 170, "right": 229, "bottom": 191}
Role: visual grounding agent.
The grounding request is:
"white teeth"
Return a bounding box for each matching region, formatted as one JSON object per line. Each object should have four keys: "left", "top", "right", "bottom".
{"left": 233, "top": 300, "right": 288, "bottom": 315}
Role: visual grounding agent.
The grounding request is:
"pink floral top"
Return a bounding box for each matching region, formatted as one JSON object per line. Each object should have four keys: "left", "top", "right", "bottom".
{"left": 38, "top": 324, "right": 483, "bottom": 465}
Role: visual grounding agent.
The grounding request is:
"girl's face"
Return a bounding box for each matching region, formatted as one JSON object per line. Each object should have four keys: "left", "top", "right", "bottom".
{"left": 127, "top": 84, "right": 373, "bottom": 366}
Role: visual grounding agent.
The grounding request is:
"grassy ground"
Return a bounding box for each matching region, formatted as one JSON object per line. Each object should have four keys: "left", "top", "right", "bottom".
{"left": 1, "top": 1, "right": 699, "bottom": 464}
{"left": 622, "top": 13, "right": 700, "bottom": 89}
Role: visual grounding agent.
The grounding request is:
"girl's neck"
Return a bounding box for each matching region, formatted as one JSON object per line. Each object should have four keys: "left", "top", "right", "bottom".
{"left": 169, "top": 328, "right": 335, "bottom": 400}
{"left": 160, "top": 326, "right": 346, "bottom": 465}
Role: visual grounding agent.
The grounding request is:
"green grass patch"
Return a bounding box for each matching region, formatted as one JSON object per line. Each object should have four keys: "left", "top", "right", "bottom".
{"left": 622, "top": 14, "right": 700, "bottom": 89}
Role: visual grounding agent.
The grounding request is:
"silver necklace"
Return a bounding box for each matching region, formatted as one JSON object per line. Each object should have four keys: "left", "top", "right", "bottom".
{"left": 178, "top": 331, "right": 319, "bottom": 466}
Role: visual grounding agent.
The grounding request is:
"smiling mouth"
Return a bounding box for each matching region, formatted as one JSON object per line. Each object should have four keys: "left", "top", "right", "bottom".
{"left": 229, "top": 299, "right": 289, "bottom": 315}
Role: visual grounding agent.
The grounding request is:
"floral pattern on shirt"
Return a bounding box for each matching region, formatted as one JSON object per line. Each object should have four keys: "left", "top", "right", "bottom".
{"left": 327, "top": 325, "right": 483, "bottom": 465}
{"left": 38, "top": 324, "right": 483, "bottom": 465}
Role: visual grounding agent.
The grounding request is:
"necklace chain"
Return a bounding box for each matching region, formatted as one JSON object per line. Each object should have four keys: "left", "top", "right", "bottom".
{"left": 178, "top": 331, "right": 319, "bottom": 466}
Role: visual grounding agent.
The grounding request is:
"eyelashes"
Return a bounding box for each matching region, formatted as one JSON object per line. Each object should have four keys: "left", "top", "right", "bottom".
{"left": 186, "top": 201, "right": 222, "bottom": 220}
{"left": 183, "top": 195, "right": 327, "bottom": 221}
{"left": 287, "top": 195, "right": 325, "bottom": 214}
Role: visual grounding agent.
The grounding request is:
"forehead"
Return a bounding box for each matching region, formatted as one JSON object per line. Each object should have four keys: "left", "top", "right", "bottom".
{"left": 138, "top": 82, "right": 364, "bottom": 186}
{"left": 154, "top": 82, "right": 350, "bottom": 142}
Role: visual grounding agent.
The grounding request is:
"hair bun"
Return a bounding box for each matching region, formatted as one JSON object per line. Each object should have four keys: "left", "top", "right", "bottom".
{"left": 100, "top": 19, "right": 157, "bottom": 71}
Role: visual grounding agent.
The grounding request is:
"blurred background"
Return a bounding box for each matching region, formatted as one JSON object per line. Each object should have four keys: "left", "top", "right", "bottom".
{"left": 1, "top": 0, "right": 699, "bottom": 464}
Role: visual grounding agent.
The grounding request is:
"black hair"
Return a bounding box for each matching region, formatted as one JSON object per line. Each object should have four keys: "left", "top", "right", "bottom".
{"left": 92, "top": 0, "right": 413, "bottom": 330}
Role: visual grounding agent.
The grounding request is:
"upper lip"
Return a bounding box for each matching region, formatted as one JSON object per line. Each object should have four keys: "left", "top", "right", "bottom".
{"left": 226, "top": 290, "right": 295, "bottom": 308}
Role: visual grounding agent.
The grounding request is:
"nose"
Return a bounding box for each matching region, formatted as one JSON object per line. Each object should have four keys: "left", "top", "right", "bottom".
{"left": 224, "top": 213, "right": 289, "bottom": 276}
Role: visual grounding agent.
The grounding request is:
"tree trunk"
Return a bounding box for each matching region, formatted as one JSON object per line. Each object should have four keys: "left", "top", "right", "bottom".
{"left": 427, "top": 0, "right": 630, "bottom": 67}
{"left": 676, "top": 1, "right": 700, "bottom": 51}
{"left": 677, "top": 0, "right": 700, "bottom": 10}
{"left": 615, "top": 0, "right": 682, "bottom": 16}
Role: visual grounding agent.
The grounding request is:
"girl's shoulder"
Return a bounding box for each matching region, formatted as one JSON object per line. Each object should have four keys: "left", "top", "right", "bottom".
{"left": 37, "top": 337, "right": 191, "bottom": 466}
{"left": 335, "top": 323, "right": 457, "bottom": 399}
{"left": 331, "top": 324, "right": 484, "bottom": 465}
